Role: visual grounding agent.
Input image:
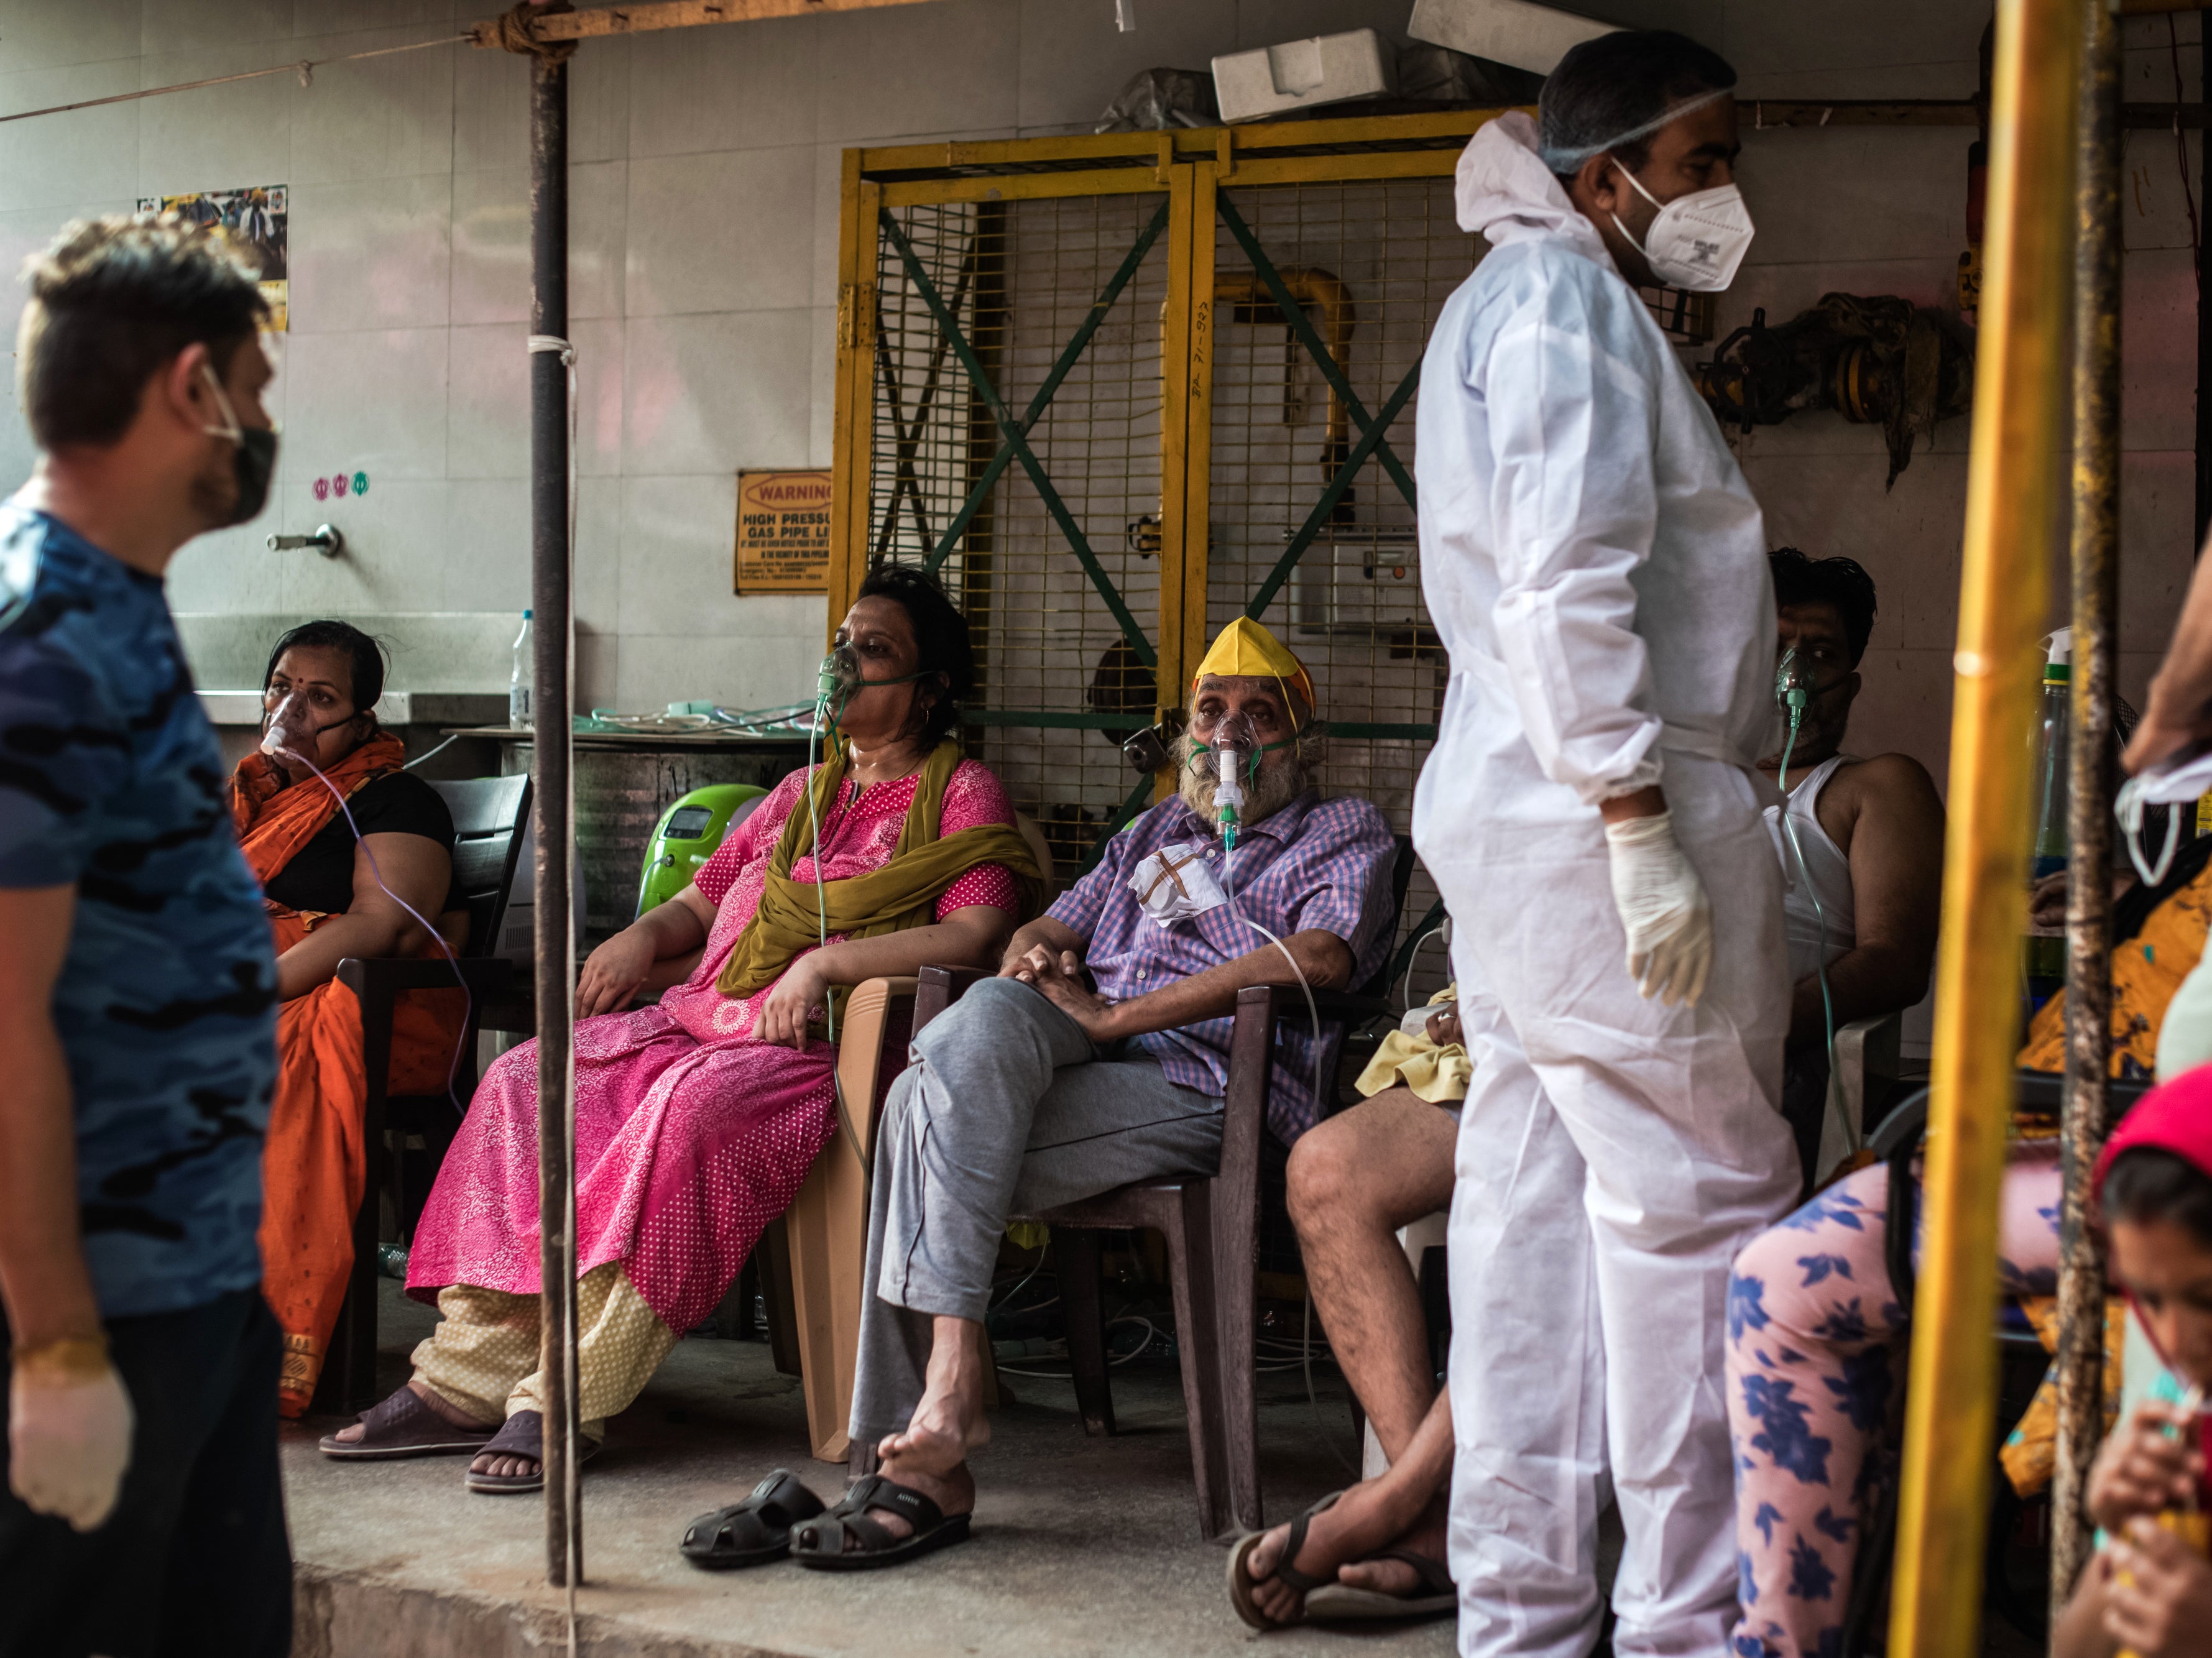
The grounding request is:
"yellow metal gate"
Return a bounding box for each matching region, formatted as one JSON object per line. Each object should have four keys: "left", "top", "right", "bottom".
{"left": 829, "top": 112, "right": 1528, "bottom": 975}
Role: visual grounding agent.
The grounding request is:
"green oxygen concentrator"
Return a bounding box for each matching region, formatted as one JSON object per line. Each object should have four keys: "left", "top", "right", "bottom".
{"left": 635, "top": 783, "right": 770, "bottom": 918}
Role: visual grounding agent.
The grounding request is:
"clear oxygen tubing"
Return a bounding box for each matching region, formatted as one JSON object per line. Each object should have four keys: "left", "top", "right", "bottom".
{"left": 1773, "top": 647, "right": 1859, "bottom": 1160}
{"left": 799, "top": 647, "right": 932, "bottom": 1214}
{"left": 263, "top": 737, "right": 474, "bottom": 1115}
{"left": 1211, "top": 744, "right": 1324, "bottom": 1058}
{"left": 1399, "top": 923, "right": 1447, "bottom": 1015}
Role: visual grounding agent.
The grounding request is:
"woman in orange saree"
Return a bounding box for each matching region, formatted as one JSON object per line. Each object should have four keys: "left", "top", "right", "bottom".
{"left": 228, "top": 621, "right": 463, "bottom": 1416}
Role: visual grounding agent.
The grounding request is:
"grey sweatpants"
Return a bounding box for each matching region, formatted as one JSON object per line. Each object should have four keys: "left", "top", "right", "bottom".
{"left": 848, "top": 975, "right": 1224, "bottom": 1447}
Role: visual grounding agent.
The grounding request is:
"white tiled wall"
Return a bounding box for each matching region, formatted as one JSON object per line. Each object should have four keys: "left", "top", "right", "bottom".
{"left": 0, "top": 0, "right": 2197, "bottom": 762}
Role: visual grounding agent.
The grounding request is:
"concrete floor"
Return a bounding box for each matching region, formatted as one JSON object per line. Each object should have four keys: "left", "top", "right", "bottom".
{"left": 283, "top": 1281, "right": 1457, "bottom": 1657}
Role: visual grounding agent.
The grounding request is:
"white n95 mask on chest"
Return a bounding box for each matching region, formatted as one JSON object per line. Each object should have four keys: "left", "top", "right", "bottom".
{"left": 1130, "top": 839, "right": 1228, "bottom": 926}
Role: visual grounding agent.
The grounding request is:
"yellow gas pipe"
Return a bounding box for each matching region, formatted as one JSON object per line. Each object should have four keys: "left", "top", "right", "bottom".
{"left": 1887, "top": 0, "right": 2083, "bottom": 1653}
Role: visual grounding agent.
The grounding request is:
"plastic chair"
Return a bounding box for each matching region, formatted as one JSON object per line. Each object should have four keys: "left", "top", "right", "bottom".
{"left": 778, "top": 811, "right": 1059, "bottom": 1461}
{"left": 315, "top": 775, "right": 529, "bottom": 1414}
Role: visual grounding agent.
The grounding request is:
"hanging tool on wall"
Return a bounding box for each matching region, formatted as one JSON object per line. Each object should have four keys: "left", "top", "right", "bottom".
{"left": 1694, "top": 294, "right": 1975, "bottom": 486}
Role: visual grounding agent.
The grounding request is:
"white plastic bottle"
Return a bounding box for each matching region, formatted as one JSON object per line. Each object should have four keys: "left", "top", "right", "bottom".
{"left": 509, "top": 609, "right": 534, "bottom": 730}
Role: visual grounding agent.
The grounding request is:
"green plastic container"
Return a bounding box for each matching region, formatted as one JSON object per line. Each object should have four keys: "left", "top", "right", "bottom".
{"left": 636, "top": 783, "right": 770, "bottom": 917}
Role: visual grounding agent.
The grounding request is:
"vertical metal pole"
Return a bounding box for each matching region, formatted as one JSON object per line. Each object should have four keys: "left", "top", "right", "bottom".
{"left": 528, "top": 46, "right": 581, "bottom": 1593}
{"left": 2053, "top": 0, "right": 2122, "bottom": 1617}
{"left": 1887, "top": 0, "right": 2083, "bottom": 1652}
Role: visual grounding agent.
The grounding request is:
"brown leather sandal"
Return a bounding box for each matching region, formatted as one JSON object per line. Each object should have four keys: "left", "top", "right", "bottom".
{"left": 317, "top": 1385, "right": 495, "bottom": 1460}
{"left": 463, "top": 1409, "right": 602, "bottom": 1494}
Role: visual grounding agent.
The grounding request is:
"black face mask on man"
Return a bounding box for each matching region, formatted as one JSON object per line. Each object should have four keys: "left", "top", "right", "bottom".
{"left": 200, "top": 361, "right": 278, "bottom": 527}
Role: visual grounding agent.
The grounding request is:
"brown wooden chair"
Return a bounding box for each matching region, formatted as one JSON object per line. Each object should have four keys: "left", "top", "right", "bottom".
{"left": 316, "top": 774, "right": 530, "bottom": 1414}
{"left": 905, "top": 834, "right": 1415, "bottom": 1539}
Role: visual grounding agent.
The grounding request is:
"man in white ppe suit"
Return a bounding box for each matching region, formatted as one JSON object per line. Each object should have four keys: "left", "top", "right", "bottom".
{"left": 1412, "top": 31, "right": 1801, "bottom": 1657}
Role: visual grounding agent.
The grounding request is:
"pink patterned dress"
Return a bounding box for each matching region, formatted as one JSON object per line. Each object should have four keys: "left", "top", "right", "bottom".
{"left": 405, "top": 758, "right": 1020, "bottom": 1335}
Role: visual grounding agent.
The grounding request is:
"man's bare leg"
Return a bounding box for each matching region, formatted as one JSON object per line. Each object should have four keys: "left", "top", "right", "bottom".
{"left": 857, "top": 1314, "right": 991, "bottom": 1542}
{"left": 1240, "top": 1089, "right": 1457, "bottom": 1621}
{"left": 1289, "top": 1089, "right": 1457, "bottom": 1458}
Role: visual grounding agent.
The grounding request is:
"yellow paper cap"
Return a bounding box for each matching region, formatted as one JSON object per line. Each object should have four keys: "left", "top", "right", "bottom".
{"left": 1192, "top": 617, "right": 1314, "bottom": 715}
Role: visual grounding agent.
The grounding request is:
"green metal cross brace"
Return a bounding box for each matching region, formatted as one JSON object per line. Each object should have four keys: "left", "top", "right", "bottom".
{"left": 1215, "top": 193, "right": 1420, "bottom": 517}
{"left": 872, "top": 246, "right": 975, "bottom": 558}
{"left": 912, "top": 200, "right": 1168, "bottom": 581}
{"left": 880, "top": 206, "right": 1162, "bottom": 669}
{"left": 1243, "top": 357, "right": 1422, "bottom": 620}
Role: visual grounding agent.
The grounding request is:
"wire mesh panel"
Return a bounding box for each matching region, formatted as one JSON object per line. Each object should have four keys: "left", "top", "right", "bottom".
{"left": 842, "top": 123, "right": 1519, "bottom": 1004}
{"left": 870, "top": 193, "right": 1171, "bottom": 877}
{"left": 1208, "top": 178, "right": 1480, "bottom": 1000}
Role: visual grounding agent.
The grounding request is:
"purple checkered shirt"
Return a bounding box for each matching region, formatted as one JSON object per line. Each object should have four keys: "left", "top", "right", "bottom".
{"left": 1047, "top": 790, "right": 1397, "bottom": 1143}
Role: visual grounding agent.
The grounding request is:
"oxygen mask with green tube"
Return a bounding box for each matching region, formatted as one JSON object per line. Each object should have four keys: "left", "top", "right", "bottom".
{"left": 1774, "top": 643, "right": 1858, "bottom": 1163}
{"left": 813, "top": 640, "right": 933, "bottom": 737}
{"left": 1183, "top": 706, "right": 1309, "bottom": 851}
{"left": 1188, "top": 711, "right": 1260, "bottom": 849}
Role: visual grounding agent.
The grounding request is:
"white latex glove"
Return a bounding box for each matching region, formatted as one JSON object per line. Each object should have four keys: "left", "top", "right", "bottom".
{"left": 9, "top": 1342, "right": 132, "bottom": 1533}
{"left": 1603, "top": 809, "right": 1714, "bottom": 1006}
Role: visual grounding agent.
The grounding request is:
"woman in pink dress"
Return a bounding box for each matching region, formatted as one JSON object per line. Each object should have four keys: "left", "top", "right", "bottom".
{"left": 320, "top": 566, "right": 1039, "bottom": 1491}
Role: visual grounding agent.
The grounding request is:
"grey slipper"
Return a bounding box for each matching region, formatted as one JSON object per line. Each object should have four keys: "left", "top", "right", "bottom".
{"left": 318, "top": 1385, "right": 495, "bottom": 1460}
{"left": 1304, "top": 1548, "right": 1457, "bottom": 1622}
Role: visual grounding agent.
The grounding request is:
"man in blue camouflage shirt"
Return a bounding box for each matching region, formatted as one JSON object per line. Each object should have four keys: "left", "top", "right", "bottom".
{"left": 0, "top": 216, "right": 288, "bottom": 1656}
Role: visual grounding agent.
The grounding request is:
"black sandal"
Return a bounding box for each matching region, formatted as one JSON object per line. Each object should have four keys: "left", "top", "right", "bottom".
{"left": 679, "top": 1469, "right": 827, "bottom": 1570}
{"left": 463, "top": 1409, "right": 602, "bottom": 1495}
{"left": 788, "top": 1473, "right": 972, "bottom": 1571}
{"left": 317, "top": 1384, "right": 495, "bottom": 1460}
{"left": 1227, "top": 1492, "right": 1341, "bottom": 1629}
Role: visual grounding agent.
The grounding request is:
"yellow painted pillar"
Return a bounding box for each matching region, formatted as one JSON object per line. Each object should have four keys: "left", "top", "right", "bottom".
{"left": 1887, "top": 1, "right": 2083, "bottom": 1652}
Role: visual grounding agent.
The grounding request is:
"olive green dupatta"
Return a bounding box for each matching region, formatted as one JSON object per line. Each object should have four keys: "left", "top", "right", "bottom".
{"left": 714, "top": 738, "right": 1042, "bottom": 1031}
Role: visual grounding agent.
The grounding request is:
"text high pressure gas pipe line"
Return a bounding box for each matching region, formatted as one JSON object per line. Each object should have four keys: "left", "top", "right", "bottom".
{"left": 1888, "top": 0, "right": 2083, "bottom": 1652}
{"left": 525, "top": 39, "right": 584, "bottom": 1593}
{"left": 2052, "top": 0, "right": 2122, "bottom": 1616}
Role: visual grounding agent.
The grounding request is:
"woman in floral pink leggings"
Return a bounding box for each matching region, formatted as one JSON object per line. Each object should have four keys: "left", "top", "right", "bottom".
{"left": 1725, "top": 1143, "right": 2062, "bottom": 1657}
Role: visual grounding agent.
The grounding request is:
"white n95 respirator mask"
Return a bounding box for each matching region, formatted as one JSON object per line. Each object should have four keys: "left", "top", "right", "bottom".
{"left": 1613, "top": 163, "right": 1755, "bottom": 293}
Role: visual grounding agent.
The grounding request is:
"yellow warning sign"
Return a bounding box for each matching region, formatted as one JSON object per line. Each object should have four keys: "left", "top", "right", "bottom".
{"left": 734, "top": 469, "right": 832, "bottom": 594}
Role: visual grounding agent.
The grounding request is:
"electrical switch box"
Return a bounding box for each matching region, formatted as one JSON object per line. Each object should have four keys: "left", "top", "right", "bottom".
{"left": 1407, "top": 0, "right": 1618, "bottom": 77}
{"left": 1211, "top": 29, "right": 1396, "bottom": 124}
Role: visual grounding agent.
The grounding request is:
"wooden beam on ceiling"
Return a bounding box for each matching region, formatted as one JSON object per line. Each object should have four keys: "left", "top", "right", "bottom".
{"left": 1743, "top": 97, "right": 2208, "bottom": 129}
{"left": 469, "top": 0, "right": 940, "bottom": 46}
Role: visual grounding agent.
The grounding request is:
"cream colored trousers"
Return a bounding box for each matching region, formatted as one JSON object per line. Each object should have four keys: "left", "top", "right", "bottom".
{"left": 411, "top": 1261, "right": 678, "bottom": 1438}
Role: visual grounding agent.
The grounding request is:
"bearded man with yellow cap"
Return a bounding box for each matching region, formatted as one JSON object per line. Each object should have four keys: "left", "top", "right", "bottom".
{"left": 786, "top": 618, "right": 1395, "bottom": 1569}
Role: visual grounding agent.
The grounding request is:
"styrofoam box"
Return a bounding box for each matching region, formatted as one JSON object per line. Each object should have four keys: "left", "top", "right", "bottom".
{"left": 1211, "top": 29, "right": 1396, "bottom": 124}
{"left": 1408, "top": 0, "right": 1618, "bottom": 78}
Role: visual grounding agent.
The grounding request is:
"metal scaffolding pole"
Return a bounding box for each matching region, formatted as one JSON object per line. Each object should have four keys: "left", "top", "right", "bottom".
{"left": 1887, "top": 0, "right": 2084, "bottom": 1652}
{"left": 2052, "top": 0, "right": 2123, "bottom": 1616}
{"left": 527, "top": 42, "right": 583, "bottom": 1593}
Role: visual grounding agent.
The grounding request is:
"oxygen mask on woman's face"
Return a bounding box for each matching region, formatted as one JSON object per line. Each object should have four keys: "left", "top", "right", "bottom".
{"left": 261, "top": 688, "right": 351, "bottom": 762}
{"left": 814, "top": 640, "right": 933, "bottom": 730}
{"left": 818, "top": 642, "right": 864, "bottom": 706}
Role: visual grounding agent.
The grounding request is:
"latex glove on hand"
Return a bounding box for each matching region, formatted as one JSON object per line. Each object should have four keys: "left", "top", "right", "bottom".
{"left": 9, "top": 1337, "right": 132, "bottom": 1532}
{"left": 1603, "top": 809, "right": 1714, "bottom": 1006}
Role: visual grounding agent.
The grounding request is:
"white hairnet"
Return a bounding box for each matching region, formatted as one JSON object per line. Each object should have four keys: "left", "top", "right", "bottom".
{"left": 1536, "top": 84, "right": 1732, "bottom": 175}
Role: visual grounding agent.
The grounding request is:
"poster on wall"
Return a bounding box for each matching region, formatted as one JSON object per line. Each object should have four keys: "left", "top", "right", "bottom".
{"left": 137, "top": 186, "right": 288, "bottom": 331}
{"left": 733, "top": 469, "right": 832, "bottom": 594}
